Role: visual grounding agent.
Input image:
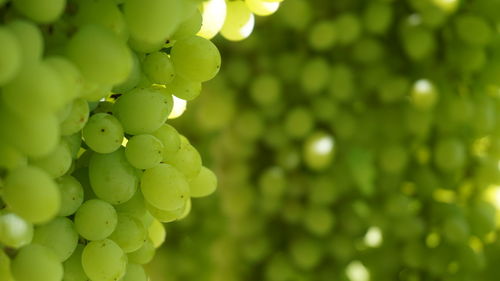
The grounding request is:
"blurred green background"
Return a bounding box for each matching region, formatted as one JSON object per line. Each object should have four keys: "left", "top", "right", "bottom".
{"left": 147, "top": 0, "right": 500, "bottom": 280}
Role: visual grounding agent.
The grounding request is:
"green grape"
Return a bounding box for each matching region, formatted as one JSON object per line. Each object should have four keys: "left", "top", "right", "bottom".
{"left": 328, "top": 63, "right": 354, "bottom": 101}
{"left": 220, "top": 1, "right": 255, "bottom": 41}
{"left": 335, "top": 13, "right": 362, "bottom": 45}
{"left": 80, "top": 83, "right": 112, "bottom": 101}
{"left": 0, "top": 250, "right": 14, "bottom": 281}
{"left": 45, "top": 56, "right": 84, "bottom": 102}
{"left": 433, "top": 137, "right": 466, "bottom": 172}
{"left": 289, "top": 237, "right": 323, "bottom": 270}
{"left": 89, "top": 148, "right": 139, "bottom": 204}
{"left": 125, "top": 134, "right": 164, "bottom": 170}
{"left": 109, "top": 213, "right": 147, "bottom": 253}
{"left": 73, "top": 0, "right": 128, "bottom": 41}
{"left": 120, "top": 263, "right": 147, "bottom": 281}
{"left": 2, "top": 61, "right": 64, "bottom": 115}
{"left": 147, "top": 219, "right": 166, "bottom": 248}
{"left": 170, "top": 35, "right": 221, "bottom": 82}
{"left": 142, "top": 51, "right": 176, "bottom": 85}
{"left": 11, "top": 244, "right": 63, "bottom": 281}
{"left": 113, "top": 52, "right": 141, "bottom": 93}
{"left": 378, "top": 75, "right": 410, "bottom": 103}
{"left": 189, "top": 166, "right": 217, "bottom": 198}
{"left": 141, "top": 163, "right": 190, "bottom": 211}
{"left": 63, "top": 134, "right": 82, "bottom": 161}
{"left": 6, "top": 20, "right": 43, "bottom": 65}
{"left": 0, "top": 213, "right": 33, "bottom": 248}
{"left": 441, "top": 215, "right": 470, "bottom": 244}
{"left": 114, "top": 190, "right": 148, "bottom": 221}
{"left": 63, "top": 244, "right": 88, "bottom": 281}
{"left": 163, "top": 137, "right": 202, "bottom": 179}
{"left": 82, "top": 113, "right": 124, "bottom": 154}
{"left": 363, "top": 2, "right": 393, "bottom": 34}
{"left": 0, "top": 140, "right": 27, "bottom": 170}
{"left": 454, "top": 14, "right": 492, "bottom": 46}
{"left": 32, "top": 217, "right": 78, "bottom": 262}
{"left": 300, "top": 57, "right": 330, "bottom": 94}
{"left": 3, "top": 166, "right": 60, "bottom": 224}
{"left": 74, "top": 199, "right": 118, "bottom": 241}
{"left": 164, "top": 75, "right": 202, "bottom": 101}
{"left": 146, "top": 199, "right": 185, "bottom": 222}
{"left": 246, "top": 0, "right": 280, "bottom": 16}
{"left": 127, "top": 239, "right": 155, "bottom": 264}
{"left": 12, "top": 0, "right": 65, "bottom": 23}
{"left": 113, "top": 87, "right": 173, "bottom": 134}
{"left": 410, "top": 79, "right": 438, "bottom": 110}
{"left": 284, "top": 107, "right": 314, "bottom": 139}
{"left": 279, "top": 0, "right": 311, "bottom": 31}
{"left": 378, "top": 144, "right": 408, "bottom": 174}
{"left": 352, "top": 37, "right": 384, "bottom": 63}
{"left": 171, "top": 9, "right": 202, "bottom": 41}
{"left": 31, "top": 140, "right": 72, "bottom": 178}
{"left": 82, "top": 239, "right": 127, "bottom": 281}
{"left": 258, "top": 166, "right": 286, "bottom": 198}
{"left": 66, "top": 24, "right": 132, "bottom": 85}
{"left": 400, "top": 23, "right": 435, "bottom": 60}
{"left": 56, "top": 175, "right": 84, "bottom": 216}
{"left": 308, "top": 20, "right": 336, "bottom": 51}
{"left": 250, "top": 73, "right": 281, "bottom": 106}
{"left": 302, "top": 132, "right": 335, "bottom": 171}
{"left": 123, "top": 0, "right": 181, "bottom": 45}
{"left": 0, "top": 27, "right": 21, "bottom": 86}
{"left": 60, "top": 99, "right": 89, "bottom": 136}
{"left": 303, "top": 206, "right": 335, "bottom": 236}
{"left": 233, "top": 110, "right": 264, "bottom": 141}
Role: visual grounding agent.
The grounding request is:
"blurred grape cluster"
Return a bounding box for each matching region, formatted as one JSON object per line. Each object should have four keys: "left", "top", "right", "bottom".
{"left": 158, "top": 0, "right": 500, "bottom": 281}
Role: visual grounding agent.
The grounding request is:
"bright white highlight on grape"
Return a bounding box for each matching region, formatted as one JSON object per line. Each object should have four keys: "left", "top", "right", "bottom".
{"left": 432, "top": 0, "right": 459, "bottom": 12}
{"left": 168, "top": 96, "right": 187, "bottom": 119}
{"left": 312, "top": 135, "right": 334, "bottom": 155}
{"left": 240, "top": 14, "right": 255, "bottom": 39}
{"left": 1, "top": 213, "right": 30, "bottom": 238}
{"left": 364, "top": 226, "right": 383, "bottom": 247}
{"left": 198, "top": 0, "right": 227, "bottom": 39}
{"left": 346, "top": 261, "right": 370, "bottom": 281}
{"left": 408, "top": 14, "right": 422, "bottom": 26}
{"left": 415, "top": 79, "right": 432, "bottom": 93}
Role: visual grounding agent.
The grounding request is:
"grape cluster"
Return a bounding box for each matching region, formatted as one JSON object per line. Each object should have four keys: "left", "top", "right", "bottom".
{"left": 0, "top": 0, "right": 287, "bottom": 279}
{"left": 161, "top": 0, "right": 500, "bottom": 280}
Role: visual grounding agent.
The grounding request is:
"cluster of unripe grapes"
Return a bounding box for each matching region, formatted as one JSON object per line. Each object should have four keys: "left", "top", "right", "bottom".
{"left": 161, "top": 0, "right": 500, "bottom": 281}
{"left": 0, "top": 0, "right": 289, "bottom": 280}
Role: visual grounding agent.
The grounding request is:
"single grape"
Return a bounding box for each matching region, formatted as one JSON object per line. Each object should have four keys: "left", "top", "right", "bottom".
{"left": 56, "top": 175, "right": 84, "bottom": 216}
{"left": 164, "top": 75, "right": 202, "bottom": 101}
{"left": 142, "top": 51, "right": 176, "bottom": 85}
{"left": 121, "top": 263, "right": 147, "bottom": 281}
{"left": 11, "top": 244, "right": 63, "bottom": 281}
{"left": 109, "top": 213, "right": 147, "bottom": 253}
{"left": 6, "top": 19, "right": 43, "bottom": 65}
{"left": 82, "top": 113, "right": 124, "bottom": 154}
{"left": 170, "top": 35, "right": 221, "bottom": 82}
{"left": 127, "top": 239, "right": 155, "bottom": 264}
{"left": 0, "top": 213, "right": 33, "bottom": 248}
{"left": 147, "top": 219, "right": 166, "bottom": 248}
{"left": 89, "top": 148, "right": 139, "bottom": 204}
{"left": 141, "top": 163, "right": 190, "bottom": 211}
{"left": 189, "top": 166, "right": 217, "bottom": 198}
{"left": 32, "top": 217, "right": 79, "bottom": 262}
{"left": 60, "top": 98, "right": 90, "bottom": 136}
{"left": 113, "top": 87, "right": 173, "bottom": 134}
{"left": 125, "top": 134, "right": 164, "bottom": 170}
{"left": 74, "top": 199, "right": 117, "bottom": 241}
{"left": 220, "top": 1, "right": 255, "bottom": 41}
{"left": 81, "top": 239, "right": 127, "bottom": 281}
{"left": 66, "top": 24, "right": 132, "bottom": 85}
{"left": 3, "top": 166, "right": 60, "bottom": 224}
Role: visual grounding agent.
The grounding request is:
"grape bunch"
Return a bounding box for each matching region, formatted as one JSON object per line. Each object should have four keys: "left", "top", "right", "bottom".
{"left": 160, "top": 0, "right": 500, "bottom": 280}
{"left": 0, "top": 0, "right": 293, "bottom": 280}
